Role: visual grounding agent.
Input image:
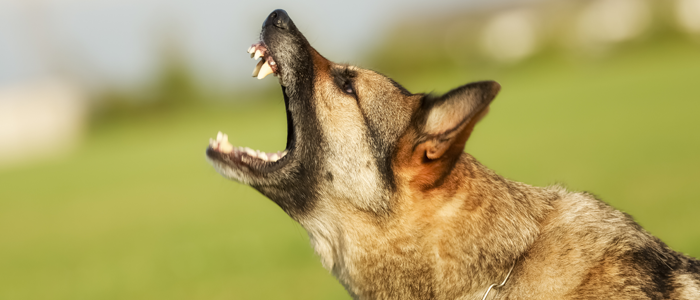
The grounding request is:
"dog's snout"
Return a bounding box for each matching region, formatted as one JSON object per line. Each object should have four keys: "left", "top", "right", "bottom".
{"left": 263, "top": 9, "right": 290, "bottom": 30}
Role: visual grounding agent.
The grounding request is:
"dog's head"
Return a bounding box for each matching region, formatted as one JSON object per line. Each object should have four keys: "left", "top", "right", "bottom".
{"left": 206, "top": 9, "right": 500, "bottom": 219}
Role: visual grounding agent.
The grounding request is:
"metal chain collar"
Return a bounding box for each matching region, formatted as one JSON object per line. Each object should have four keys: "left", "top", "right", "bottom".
{"left": 481, "top": 259, "right": 517, "bottom": 300}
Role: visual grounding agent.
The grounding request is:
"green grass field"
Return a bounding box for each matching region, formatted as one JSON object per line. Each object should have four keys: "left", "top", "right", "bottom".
{"left": 1, "top": 38, "right": 699, "bottom": 299}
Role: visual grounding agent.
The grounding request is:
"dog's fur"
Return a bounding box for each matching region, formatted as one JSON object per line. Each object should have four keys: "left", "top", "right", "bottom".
{"left": 207, "top": 9, "right": 700, "bottom": 299}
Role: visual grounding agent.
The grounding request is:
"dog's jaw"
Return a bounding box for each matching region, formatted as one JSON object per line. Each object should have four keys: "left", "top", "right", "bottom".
{"left": 205, "top": 9, "right": 325, "bottom": 217}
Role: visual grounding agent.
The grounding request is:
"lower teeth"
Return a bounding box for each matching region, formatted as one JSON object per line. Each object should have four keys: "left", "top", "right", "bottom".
{"left": 210, "top": 132, "right": 288, "bottom": 163}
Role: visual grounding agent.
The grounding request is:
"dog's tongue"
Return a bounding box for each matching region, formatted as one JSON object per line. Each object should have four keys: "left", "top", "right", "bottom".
{"left": 248, "top": 43, "right": 276, "bottom": 79}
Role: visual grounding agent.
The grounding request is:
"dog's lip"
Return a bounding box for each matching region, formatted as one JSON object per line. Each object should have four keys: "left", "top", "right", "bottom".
{"left": 206, "top": 130, "right": 293, "bottom": 174}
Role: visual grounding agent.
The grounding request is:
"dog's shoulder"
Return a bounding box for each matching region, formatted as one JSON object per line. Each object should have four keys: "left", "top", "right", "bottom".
{"left": 511, "top": 186, "right": 700, "bottom": 299}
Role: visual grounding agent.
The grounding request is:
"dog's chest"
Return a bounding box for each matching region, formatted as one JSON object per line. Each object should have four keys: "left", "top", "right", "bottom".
{"left": 304, "top": 216, "right": 448, "bottom": 299}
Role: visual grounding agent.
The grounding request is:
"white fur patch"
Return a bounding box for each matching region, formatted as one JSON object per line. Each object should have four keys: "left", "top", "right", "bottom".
{"left": 673, "top": 274, "right": 700, "bottom": 299}
{"left": 425, "top": 98, "right": 476, "bottom": 135}
{"left": 304, "top": 214, "right": 338, "bottom": 271}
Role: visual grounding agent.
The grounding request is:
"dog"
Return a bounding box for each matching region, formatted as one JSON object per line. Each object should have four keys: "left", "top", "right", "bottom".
{"left": 206, "top": 9, "right": 700, "bottom": 299}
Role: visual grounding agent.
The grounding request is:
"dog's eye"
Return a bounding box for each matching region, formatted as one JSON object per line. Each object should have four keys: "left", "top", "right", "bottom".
{"left": 342, "top": 81, "right": 355, "bottom": 95}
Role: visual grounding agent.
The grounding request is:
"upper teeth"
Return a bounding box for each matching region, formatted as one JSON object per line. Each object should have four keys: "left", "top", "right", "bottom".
{"left": 209, "top": 131, "right": 287, "bottom": 162}
{"left": 249, "top": 44, "right": 274, "bottom": 80}
{"left": 257, "top": 61, "right": 273, "bottom": 79}
{"left": 252, "top": 58, "right": 274, "bottom": 79}
{"left": 253, "top": 59, "right": 265, "bottom": 77}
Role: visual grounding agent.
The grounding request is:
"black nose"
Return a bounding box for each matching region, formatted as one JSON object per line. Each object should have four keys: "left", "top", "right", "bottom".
{"left": 263, "top": 9, "right": 290, "bottom": 30}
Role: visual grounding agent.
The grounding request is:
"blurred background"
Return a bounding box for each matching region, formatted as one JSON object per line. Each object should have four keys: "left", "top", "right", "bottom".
{"left": 1, "top": 0, "right": 699, "bottom": 299}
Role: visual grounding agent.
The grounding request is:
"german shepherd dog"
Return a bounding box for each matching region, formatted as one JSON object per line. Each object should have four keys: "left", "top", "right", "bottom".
{"left": 206, "top": 9, "right": 700, "bottom": 299}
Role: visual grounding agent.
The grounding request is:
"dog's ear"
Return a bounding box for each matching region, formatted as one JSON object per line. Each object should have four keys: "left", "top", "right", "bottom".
{"left": 416, "top": 81, "right": 500, "bottom": 160}
{"left": 400, "top": 81, "right": 500, "bottom": 186}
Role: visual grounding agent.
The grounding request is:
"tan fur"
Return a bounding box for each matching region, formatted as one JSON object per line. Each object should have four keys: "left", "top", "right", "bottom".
{"left": 209, "top": 11, "right": 700, "bottom": 299}
{"left": 299, "top": 54, "right": 700, "bottom": 298}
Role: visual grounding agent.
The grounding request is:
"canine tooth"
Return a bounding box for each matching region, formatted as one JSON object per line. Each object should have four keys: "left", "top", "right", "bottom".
{"left": 245, "top": 147, "right": 256, "bottom": 157}
{"left": 254, "top": 50, "right": 263, "bottom": 60}
{"left": 248, "top": 46, "right": 255, "bottom": 54}
{"left": 269, "top": 153, "right": 279, "bottom": 162}
{"left": 220, "top": 138, "right": 233, "bottom": 148}
{"left": 219, "top": 142, "right": 233, "bottom": 153}
{"left": 257, "top": 61, "right": 274, "bottom": 79}
{"left": 259, "top": 152, "right": 268, "bottom": 161}
{"left": 209, "top": 138, "right": 215, "bottom": 147}
{"left": 281, "top": 150, "right": 288, "bottom": 157}
{"left": 252, "top": 59, "right": 265, "bottom": 77}
{"left": 216, "top": 131, "right": 223, "bottom": 142}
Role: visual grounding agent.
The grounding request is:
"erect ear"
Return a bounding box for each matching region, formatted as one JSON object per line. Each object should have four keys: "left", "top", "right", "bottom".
{"left": 412, "top": 80, "right": 500, "bottom": 164}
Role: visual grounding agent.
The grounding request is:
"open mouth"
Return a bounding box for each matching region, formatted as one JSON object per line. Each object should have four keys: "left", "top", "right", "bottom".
{"left": 206, "top": 41, "right": 293, "bottom": 176}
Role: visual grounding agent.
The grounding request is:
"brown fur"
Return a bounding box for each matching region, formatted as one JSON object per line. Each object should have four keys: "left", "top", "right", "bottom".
{"left": 207, "top": 9, "right": 700, "bottom": 299}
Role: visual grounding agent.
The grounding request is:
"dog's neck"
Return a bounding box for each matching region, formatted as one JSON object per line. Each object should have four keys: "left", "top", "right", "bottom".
{"left": 435, "top": 153, "right": 558, "bottom": 263}
{"left": 301, "top": 153, "right": 558, "bottom": 299}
